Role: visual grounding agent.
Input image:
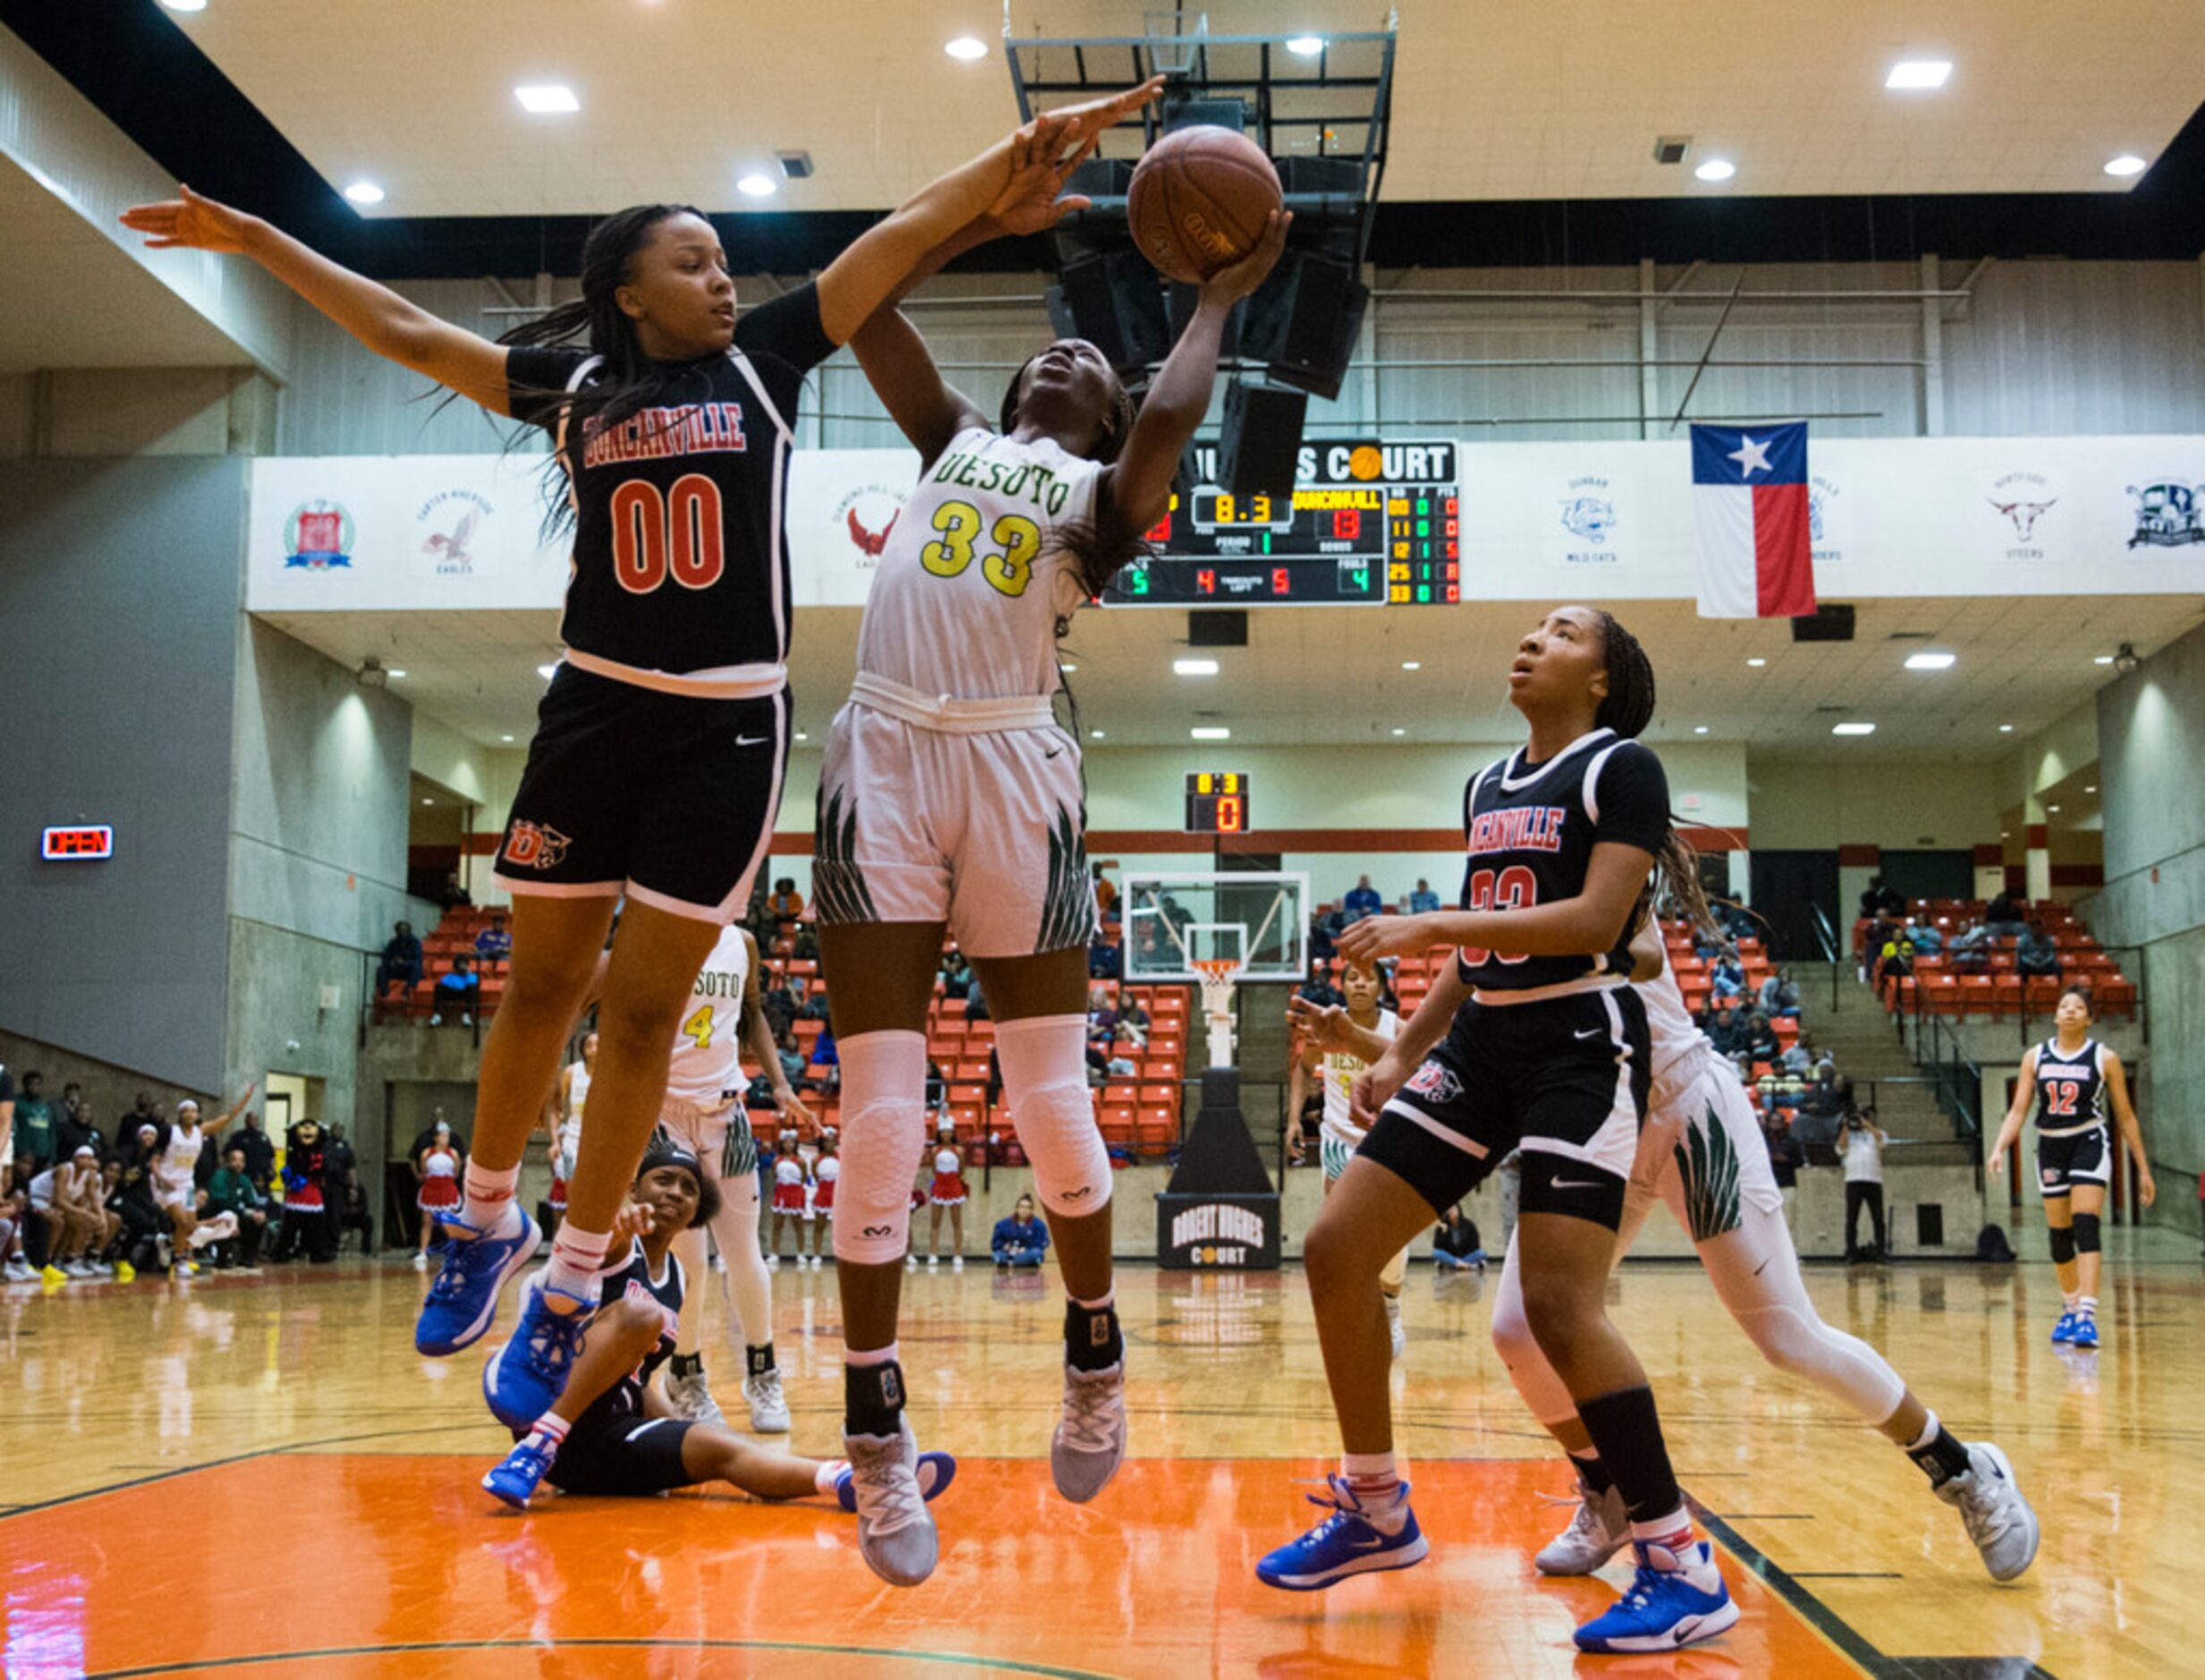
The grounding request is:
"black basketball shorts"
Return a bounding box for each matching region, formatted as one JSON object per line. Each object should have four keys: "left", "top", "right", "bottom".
{"left": 2035, "top": 1125, "right": 2111, "bottom": 1198}
{"left": 1360, "top": 984, "right": 1651, "bottom": 1231}
{"left": 494, "top": 666, "right": 788, "bottom": 923}
{"left": 543, "top": 1413, "right": 698, "bottom": 1497}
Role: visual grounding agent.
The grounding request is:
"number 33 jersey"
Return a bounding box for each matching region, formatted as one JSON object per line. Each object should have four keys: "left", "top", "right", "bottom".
{"left": 1454, "top": 726, "right": 1670, "bottom": 996}
{"left": 855, "top": 428, "right": 1104, "bottom": 701}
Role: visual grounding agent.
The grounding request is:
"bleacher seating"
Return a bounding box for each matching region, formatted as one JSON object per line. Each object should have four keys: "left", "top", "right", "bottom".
{"left": 1854, "top": 898, "right": 2136, "bottom": 1021}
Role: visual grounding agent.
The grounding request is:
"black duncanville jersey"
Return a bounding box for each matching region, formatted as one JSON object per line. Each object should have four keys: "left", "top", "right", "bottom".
{"left": 575, "top": 1240, "right": 686, "bottom": 1429}
{"left": 2032, "top": 1038, "right": 2107, "bottom": 1133}
{"left": 507, "top": 284, "right": 835, "bottom": 689}
{"left": 1454, "top": 727, "right": 1669, "bottom": 994}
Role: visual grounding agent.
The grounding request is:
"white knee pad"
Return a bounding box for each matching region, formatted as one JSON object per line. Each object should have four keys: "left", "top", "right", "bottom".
{"left": 996, "top": 1014, "right": 1113, "bottom": 1218}
{"left": 830, "top": 1031, "right": 929, "bottom": 1266}
{"left": 1490, "top": 1232, "right": 1576, "bottom": 1428}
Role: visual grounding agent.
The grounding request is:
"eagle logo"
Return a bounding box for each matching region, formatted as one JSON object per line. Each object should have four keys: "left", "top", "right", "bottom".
{"left": 1988, "top": 496, "right": 2057, "bottom": 541}
{"left": 846, "top": 506, "right": 899, "bottom": 557}
{"left": 422, "top": 508, "right": 478, "bottom": 564}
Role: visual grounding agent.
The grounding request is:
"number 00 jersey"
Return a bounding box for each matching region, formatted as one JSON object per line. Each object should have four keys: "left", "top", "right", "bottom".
{"left": 665, "top": 924, "right": 753, "bottom": 1107}
{"left": 854, "top": 427, "right": 1104, "bottom": 703}
{"left": 1454, "top": 727, "right": 1669, "bottom": 997}
{"left": 507, "top": 286, "right": 835, "bottom": 695}
{"left": 2031, "top": 1038, "right": 2108, "bottom": 1135}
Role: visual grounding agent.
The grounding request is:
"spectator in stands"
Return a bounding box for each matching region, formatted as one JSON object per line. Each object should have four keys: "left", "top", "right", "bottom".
{"left": 1407, "top": 878, "right": 1441, "bottom": 914}
{"left": 429, "top": 953, "right": 480, "bottom": 1026}
{"left": 1083, "top": 1038, "right": 1110, "bottom": 1086}
{"left": 809, "top": 1026, "right": 841, "bottom": 1095}
{"left": 940, "top": 952, "right": 973, "bottom": 1000}
{"left": 1117, "top": 993, "right": 1150, "bottom": 1044}
{"left": 206, "top": 1145, "right": 270, "bottom": 1268}
{"left": 1709, "top": 953, "right": 1746, "bottom": 999}
{"left": 1946, "top": 918, "right": 1993, "bottom": 975}
{"left": 1859, "top": 876, "right": 1904, "bottom": 918}
{"left": 1308, "top": 917, "right": 1336, "bottom": 963}
{"left": 54, "top": 1091, "right": 101, "bottom": 1166}
{"left": 1432, "top": 1204, "right": 1485, "bottom": 1273}
{"left": 1841, "top": 1107, "right": 1887, "bottom": 1262}
{"left": 109, "top": 1149, "right": 165, "bottom": 1272}
{"left": 1087, "top": 927, "right": 1121, "bottom": 980}
{"left": 11, "top": 1073, "right": 55, "bottom": 1173}
{"left": 376, "top": 920, "right": 423, "bottom": 998}
{"left": 2016, "top": 919, "right": 2062, "bottom": 981}
{"left": 1762, "top": 1110, "right": 1802, "bottom": 1205}
{"left": 1876, "top": 931, "right": 1915, "bottom": 989}
{"left": 767, "top": 877, "right": 805, "bottom": 921}
{"left": 1718, "top": 900, "right": 1760, "bottom": 942}
{"left": 964, "top": 973, "right": 989, "bottom": 1022}
{"left": 1092, "top": 870, "right": 1118, "bottom": 923}
{"left": 992, "top": 1193, "right": 1051, "bottom": 1268}
{"left": 761, "top": 970, "right": 799, "bottom": 1035}
{"left": 1905, "top": 915, "right": 1942, "bottom": 955}
{"left": 1087, "top": 985, "right": 1118, "bottom": 1039}
{"left": 231, "top": 1111, "right": 276, "bottom": 1191}
{"left": 437, "top": 870, "right": 473, "bottom": 911}
{"left": 774, "top": 1027, "right": 808, "bottom": 1092}
{"left": 473, "top": 913, "right": 512, "bottom": 963}
{"left": 325, "top": 1122, "right": 360, "bottom": 1202}
{"left": 1744, "top": 1012, "right": 1780, "bottom": 1066}
{"left": 1781, "top": 1032, "right": 1814, "bottom": 1076}
{"left": 797, "top": 979, "right": 832, "bottom": 1022}
{"left": 1297, "top": 960, "right": 1344, "bottom": 1009}
{"left": 1341, "top": 874, "right": 1384, "bottom": 924}
{"left": 1859, "top": 910, "right": 1899, "bottom": 981}
{"left": 1984, "top": 888, "right": 2025, "bottom": 938}
{"left": 1702, "top": 1002, "right": 1743, "bottom": 1058}
{"left": 1794, "top": 1066, "right": 1847, "bottom": 1150}
{"left": 1757, "top": 966, "right": 1800, "bottom": 1019}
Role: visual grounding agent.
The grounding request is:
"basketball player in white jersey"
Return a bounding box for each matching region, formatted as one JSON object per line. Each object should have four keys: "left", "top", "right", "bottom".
{"left": 653, "top": 922, "right": 812, "bottom": 1432}
{"left": 550, "top": 1031, "right": 599, "bottom": 1213}
{"left": 151, "top": 1082, "right": 255, "bottom": 1276}
{"left": 1497, "top": 922, "right": 2039, "bottom": 1582}
{"left": 1286, "top": 960, "right": 1410, "bottom": 1356}
{"left": 811, "top": 173, "right": 1288, "bottom": 1583}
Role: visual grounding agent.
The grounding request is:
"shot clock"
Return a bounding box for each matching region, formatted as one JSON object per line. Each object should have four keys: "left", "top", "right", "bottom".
{"left": 1184, "top": 773, "right": 1248, "bottom": 835}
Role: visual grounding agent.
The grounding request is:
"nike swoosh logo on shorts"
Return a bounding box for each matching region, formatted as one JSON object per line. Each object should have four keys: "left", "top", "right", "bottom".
{"left": 1550, "top": 1176, "right": 1605, "bottom": 1190}
{"left": 1044, "top": 746, "right": 1063, "bottom": 759}
{"left": 735, "top": 734, "right": 772, "bottom": 747}
{"left": 1573, "top": 1027, "right": 1605, "bottom": 1039}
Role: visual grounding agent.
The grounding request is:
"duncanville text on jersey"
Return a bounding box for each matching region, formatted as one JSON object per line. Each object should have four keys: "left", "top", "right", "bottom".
{"left": 582, "top": 403, "right": 750, "bottom": 470}
{"left": 1466, "top": 806, "right": 1569, "bottom": 854}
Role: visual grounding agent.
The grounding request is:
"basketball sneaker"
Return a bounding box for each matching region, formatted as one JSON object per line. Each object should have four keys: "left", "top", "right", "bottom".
{"left": 114, "top": 1260, "right": 136, "bottom": 1284}
{"left": 1256, "top": 1475, "right": 1428, "bottom": 1591}
{"left": 835, "top": 1449, "right": 958, "bottom": 1511}
{"left": 665, "top": 1367, "right": 725, "bottom": 1425}
{"left": 482, "top": 1436, "right": 556, "bottom": 1511}
{"left": 416, "top": 1208, "right": 540, "bottom": 1356}
{"left": 2069, "top": 1313, "right": 2099, "bottom": 1348}
{"left": 1385, "top": 1294, "right": 1405, "bottom": 1360}
{"left": 1572, "top": 1539, "right": 1739, "bottom": 1653}
{"left": 1934, "top": 1441, "right": 2039, "bottom": 1581}
{"left": 844, "top": 1415, "right": 937, "bottom": 1587}
{"left": 481, "top": 1274, "right": 593, "bottom": 1430}
{"left": 1051, "top": 1362, "right": 1127, "bottom": 1503}
{"left": 1536, "top": 1473, "right": 1632, "bottom": 1574}
{"left": 4, "top": 1259, "right": 38, "bottom": 1284}
{"left": 2049, "top": 1311, "right": 2076, "bottom": 1345}
{"left": 743, "top": 1368, "right": 792, "bottom": 1433}
{"left": 38, "top": 1264, "right": 68, "bottom": 1287}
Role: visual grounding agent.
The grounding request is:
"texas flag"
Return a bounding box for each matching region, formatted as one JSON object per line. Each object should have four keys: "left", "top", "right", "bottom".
{"left": 1690, "top": 421, "right": 1816, "bottom": 618}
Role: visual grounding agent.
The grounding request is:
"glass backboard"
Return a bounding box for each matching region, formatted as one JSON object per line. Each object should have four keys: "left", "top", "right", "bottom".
{"left": 1119, "top": 871, "right": 1309, "bottom": 983}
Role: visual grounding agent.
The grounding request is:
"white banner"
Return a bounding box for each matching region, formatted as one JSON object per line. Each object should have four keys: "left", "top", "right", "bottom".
{"left": 247, "top": 436, "right": 2205, "bottom": 614}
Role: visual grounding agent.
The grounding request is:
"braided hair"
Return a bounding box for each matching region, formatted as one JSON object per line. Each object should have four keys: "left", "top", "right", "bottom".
{"left": 1590, "top": 609, "right": 1725, "bottom": 946}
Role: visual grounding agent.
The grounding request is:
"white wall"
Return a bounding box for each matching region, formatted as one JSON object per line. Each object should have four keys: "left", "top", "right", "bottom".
{"left": 1746, "top": 754, "right": 1998, "bottom": 851}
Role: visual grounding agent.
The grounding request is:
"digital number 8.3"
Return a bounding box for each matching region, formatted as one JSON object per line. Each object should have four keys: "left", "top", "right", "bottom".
{"left": 920, "top": 498, "right": 1044, "bottom": 598}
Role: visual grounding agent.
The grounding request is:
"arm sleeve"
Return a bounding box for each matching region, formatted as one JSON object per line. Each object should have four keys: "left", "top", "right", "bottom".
{"left": 505, "top": 345, "right": 592, "bottom": 430}
{"left": 735, "top": 282, "right": 835, "bottom": 375}
{"left": 1590, "top": 742, "right": 1671, "bottom": 856}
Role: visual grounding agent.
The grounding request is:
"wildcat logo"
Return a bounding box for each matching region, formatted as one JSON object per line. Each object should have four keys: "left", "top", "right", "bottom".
{"left": 503, "top": 820, "right": 571, "bottom": 870}
{"left": 835, "top": 484, "right": 907, "bottom": 565}
{"left": 1404, "top": 1062, "right": 1463, "bottom": 1105}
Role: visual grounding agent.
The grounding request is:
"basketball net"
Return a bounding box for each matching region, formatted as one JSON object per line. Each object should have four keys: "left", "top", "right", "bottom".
{"left": 1192, "top": 957, "right": 1242, "bottom": 1070}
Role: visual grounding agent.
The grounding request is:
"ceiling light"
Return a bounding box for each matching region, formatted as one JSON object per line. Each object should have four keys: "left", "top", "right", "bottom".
{"left": 343, "top": 181, "right": 386, "bottom": 206}
{"left": 1061, "top": 662, "right": 1078, "bottom": 673}
{"left": 2084, "top": 785, "right": 2097, "bottom": 793}
{"left": 1192, "top": 726, "right": 1231, "bottom": 741}
{"left": 2093, "top": 655, "right": 2115, "bottom": 666}
{"left": 1904, "top": 651, "right": 1956, "bottom": 670}
{"left": 945, "top": 35, "right": 988, "bottom": 60}
{"left": 1400, "top": 660, "right": 1421, "bottom": 671}
{"left": 1285, "top": 36, "right": 1326, "bottom": 55}
{"left": 501, "top": 734, "right": 515, "bottom": 742}
{"left": 2048, "top": 804, "right": 2061, "bottom": 813}
{"left": 2002, "top": 830, "right": 2011, "bottom": 839}
{"left": 1693, "top": 725, "right": 1709, "bottom": 734}
{"left": 421, "top": 798, "right": 435, "bottom": 806}
{"left": 1091, "top": 729, "right": 1107, "bottom": 739}
{"left": 386, "top": 668, "right": 407, "bottom": 679}
{"left": 2104, "top": 155, "right": 2147, "bottom": 178}
{"left": 538, "top": 663, "right": 559, "bottom": 679}
{"left": 736, "top": 174, "right": 776, "bottom": 198}
{"left": 1885, "top": 60, "right": 1952, "bottom": 89}
{"left": 1998, "top": 724, "right": 2014, "bottom": 734}
{"left": 794, "top": 732, "right": 808, "bottom": 742}
{"left": 1694, "top": 158, "right": 1735, "bottom": 182}
{"left": 160, "top": 0, "right": 206, "bottom": 11}
{"left": 1746, "top": 657, "right": 1767, "bottom": 667}
{"left": 514, "top": 85, "right": 580, "bottom": 114}
{"left": 2113, "top": 641, "right": 2141, "bottom": 674}
{"left": 1390, "top": 727, "right": 1406, "bottom": 737}
{"left": 1831, "top": 722, "right": 1877, "bottom": 736}
{"left": 1174, "top": 658, "right": 1219, "bottom": 676}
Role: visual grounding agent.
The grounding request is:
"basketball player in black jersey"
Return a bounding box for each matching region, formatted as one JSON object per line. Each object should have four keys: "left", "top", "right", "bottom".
{"left": 1989, "top": 985, "right": 2154, "bottom": 1347}
{"left": 123, "top": 78, "right": 1163, "bottom": 1421}
{"left": 1257, "top": 606, "right": 1738, "bottom": 1653}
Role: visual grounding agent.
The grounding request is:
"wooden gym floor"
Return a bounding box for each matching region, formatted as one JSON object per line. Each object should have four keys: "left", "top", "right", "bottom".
{"left": 2, "top": 1231, "right": 2196, "bottom": 1677}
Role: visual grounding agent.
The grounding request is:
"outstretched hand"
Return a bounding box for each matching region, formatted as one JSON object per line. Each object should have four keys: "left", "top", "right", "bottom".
{"left": 1336, "top": 912, "right": 1435, "bottom": 968}
{"left": 987, "top": 125, "right": 1096, "bottom": 235}
{"left": 119, "top": 183, "right": 254, "bottom": 253}
{"left": 1027, "top": 75, "right": 1166, "bottom": 172}
{"left": 1286, "top": 994, "right": 1355, "bottom": 1057}
{"left": 1200, "top": 208, "right": 1293, "bottom": 305}
{"left": 609, "top": 1201, "right": 656, "bottom": 1245}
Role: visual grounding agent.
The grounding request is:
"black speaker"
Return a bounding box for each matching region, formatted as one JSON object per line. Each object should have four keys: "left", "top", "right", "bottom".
{"left": 1166, "top": 282, "right": 1244, "bottom": 361}
{"left": 1217, "top": 378, "right": 1308, "bottom": 500}
{"left": 1187, "top": 609, "right": 1249, "bottom": 648}
{"left": 1239, "top": 249, "right": 1368, "bottom": 401}
{"left": 1791, "top": 603, "right": 1856, "bottom": 643}
{"left": 1045, "top": 249, "right": 1171, "bottom": 376}
{"left": 1162, "top": 97, "right": 1247, "bottom": 134}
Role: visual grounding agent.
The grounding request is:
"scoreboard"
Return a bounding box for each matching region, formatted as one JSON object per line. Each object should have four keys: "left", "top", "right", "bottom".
{"left": 1183, "top": 772, "right": 1248, "bottom": 834}
{"left": 1105, "top": 439, "right": 1462, "bottom": 607}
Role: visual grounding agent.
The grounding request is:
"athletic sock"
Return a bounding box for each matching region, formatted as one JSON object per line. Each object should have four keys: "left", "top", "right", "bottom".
{"left": 1629, "top": 1503, "right": 1698, "bottom": 1558}
{"left": 545, "top": 1225, "right": 611, "bottom": 1304}
{"left": 844, "top": 1343, "right": 905, "bottom": 1438}
{"left": 814, "top": 1458, "right": 852, "bottom": 1496}
{"left": 522, "top": 1412, "right": 571, "bottom": 1462}
{"left": 1903, "top": 1411, "right": 1973, "bottom": 1487}
{"left": 2078, "top": 1295, "right": 2099, "bottom": 1319}
{"left": 1341, "top": 1450, "right": 1408, "bottom": 1531}
{"left": 1065, "top": 1290, "right": 1124, "bottom": 1374}
{"left": 460, "top": 1164, "right": 522, "bottom": 1236}
{"left": 669, "top": 1353, "right": 704, "bottom": 1380}
{"left": 746, "top": 1343, "right": 776, "bottom": 1379}
{"left": 1568, "top": 1449, "right": 1616, "bottom": 1496}
{"left": 1576, "top": 1387, "right": 1685, "bottom": 1529}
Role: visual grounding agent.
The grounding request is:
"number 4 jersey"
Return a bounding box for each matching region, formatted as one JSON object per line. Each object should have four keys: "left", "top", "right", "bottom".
{"left": 854, "top": 427, "right": 1104, "bottom": 702}
{"left": 665, "top": 923, "right": 753, "bottom": 1107}
{"left": 1454, "top": 726, "right": 1670, "bottom": 996}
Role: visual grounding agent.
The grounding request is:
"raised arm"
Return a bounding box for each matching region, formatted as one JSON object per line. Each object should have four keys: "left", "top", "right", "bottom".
{"left": 207, "top": 1080, "right": 259, "bottom": 1137}
{"left": 120, "top": 187, "right": 513, "bottom": 414}
{"left": 2103, "top": 1051, "right": 2156, "bottom": 1207}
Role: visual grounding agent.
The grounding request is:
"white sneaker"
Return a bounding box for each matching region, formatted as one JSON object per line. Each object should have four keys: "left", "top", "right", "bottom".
{"left": 767, "top": 1253, "right": 781, "bottom": 1269}
{"left": 1936, "top": 1441, "right": 2040, "bottom": 1582}
{"left": 428, "top": 1014, "right": 442, "bottom": 1027}
{"left": 927, "top": 1254, "right": 938, "bottom": 1269}
{"left": 844, "top": 1415, "right": 937, "bottom": 1587}
{"left": 1051, "top": 1362, "right": 1128, "bottom": 1504}
{"left": 1536, "top": 1473, "right": 1630, "bottom": 1575}
{"left": 811, "top": 1254, "right": 825, "bottom": 1270}
{"left": 412, "top": 1252, "right": 429, "bottom": 1271}
{"left": 664, "top": 1366, "right": 726, "bottom": 1425}
{"left": 743, "top": 1367, "right": 792, "bottom": 1432}
{"left": 1385, "top": 1294, "right": 1406, "bottom": 1360}
{"left": 952, "top": 1255, "right": 964, "bottom": 1272}
{"left": 905, "top": 1253, "right": 918, "bottom": 1269}
{"left": 4, "top": 1260, "right": 37, "bottom": 1284}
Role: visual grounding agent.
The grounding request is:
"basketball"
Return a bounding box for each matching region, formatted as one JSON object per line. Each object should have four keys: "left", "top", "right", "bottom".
{"left": 1128, "top": 125, "right": 1284, "bottom": 284}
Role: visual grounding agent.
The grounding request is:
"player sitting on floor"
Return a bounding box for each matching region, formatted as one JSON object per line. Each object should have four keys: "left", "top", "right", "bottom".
{"left": 482, "top": 1141, "right": 955, "bottom": 1515}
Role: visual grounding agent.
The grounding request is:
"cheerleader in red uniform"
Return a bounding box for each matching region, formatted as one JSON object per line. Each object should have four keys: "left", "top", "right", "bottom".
{"left": 809, "top": 1134, "right": 839, "bottom": 1272}
{"left": 768, "top": 1137, "right": 809, "bottom": 1268}
{"left": 415, "top": 1124, "right": 464, "bottom": 1269}
{"left": 926, "top": 1130, "right": 969, "bottom": 1270}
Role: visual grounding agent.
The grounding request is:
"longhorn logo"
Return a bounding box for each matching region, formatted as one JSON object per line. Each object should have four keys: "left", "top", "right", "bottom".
{"left": 1988, "top": 496, "right": 2057, "bottom": 541}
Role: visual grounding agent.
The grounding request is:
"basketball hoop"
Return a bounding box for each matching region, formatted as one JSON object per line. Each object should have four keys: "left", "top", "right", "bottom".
{"left": 1192, "top": 956, "right": 1242, "bottom": 1069}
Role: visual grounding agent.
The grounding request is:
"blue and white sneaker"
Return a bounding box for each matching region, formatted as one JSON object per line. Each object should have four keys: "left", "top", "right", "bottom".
{"left": 1573, "top": 1539, "right": 1740, "bottom": 1653}
{"left": 2068, "top": 1313, "right": 2099, "bottom": 1349}
{"left": 2049, "top": 1311, "right": 2076, "bottom": 1345}
{"left": 835, "top": 1450, "right": 958, "bottom": 1512}
{"left": 415, "top": 1208, "right": 540, "bottom": 1357}
{"left": 481, "top": 1274, "right": 594, "bottom": 1430}
{"left": 1255, "top": 1475, "right": 1429, "bottom": 1591}
{"left": 482, "top": 1435, "right": 556, "bottom": 1511}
